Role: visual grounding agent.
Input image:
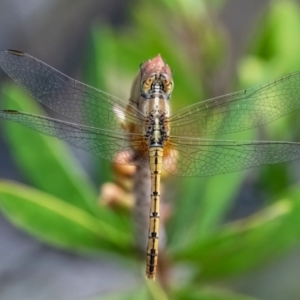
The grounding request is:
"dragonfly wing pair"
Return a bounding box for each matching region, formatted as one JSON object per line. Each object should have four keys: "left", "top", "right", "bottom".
{"left": 1, "top": 50, "right": 300, "bottom": 177}
{"left": 170, "top": 72, "right": 300, "bottom": 136}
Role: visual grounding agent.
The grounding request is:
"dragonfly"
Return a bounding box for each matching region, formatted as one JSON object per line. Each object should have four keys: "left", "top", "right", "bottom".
{"left": 1, "top": 50, "right": 300, "bottom": 279}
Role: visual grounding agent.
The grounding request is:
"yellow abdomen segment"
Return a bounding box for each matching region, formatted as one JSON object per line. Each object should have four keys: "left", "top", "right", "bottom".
{"left": 146, "top": 146, "right": 163, "bottom": 279}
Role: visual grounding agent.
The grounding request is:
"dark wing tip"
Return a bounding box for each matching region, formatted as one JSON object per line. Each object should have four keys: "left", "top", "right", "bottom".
{"left": 7, "top": 49, "right": 24, "bottom": 56}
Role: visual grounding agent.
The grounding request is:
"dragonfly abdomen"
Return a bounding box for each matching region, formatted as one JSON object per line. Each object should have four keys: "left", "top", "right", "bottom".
{"left": 146, "top": 146, "right": 163, "bottom": 279}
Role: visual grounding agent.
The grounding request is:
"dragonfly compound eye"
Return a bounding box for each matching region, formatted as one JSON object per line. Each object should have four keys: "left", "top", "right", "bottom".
{"left": 141, "top": 76, "right": 155, "bottom": 95}
{"left": 162, "top": 78, "right": 173, "bottom": 95}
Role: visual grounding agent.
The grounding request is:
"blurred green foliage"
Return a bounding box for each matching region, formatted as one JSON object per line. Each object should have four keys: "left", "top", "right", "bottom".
{"left": 1, "top": 0, "right": 300, "bottom": 299}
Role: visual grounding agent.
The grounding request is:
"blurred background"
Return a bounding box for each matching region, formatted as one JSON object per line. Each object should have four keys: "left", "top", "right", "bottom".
{"left": 1, "top": 0, "right": 300, "bottom": 299}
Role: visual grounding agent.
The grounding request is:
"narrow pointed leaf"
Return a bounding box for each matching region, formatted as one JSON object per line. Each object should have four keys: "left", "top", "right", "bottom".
{"left": 0, "top": 180, "right": 132, "bottom": 254}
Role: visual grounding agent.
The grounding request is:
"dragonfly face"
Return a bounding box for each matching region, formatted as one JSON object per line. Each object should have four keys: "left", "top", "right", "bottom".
{"left": 1, "top": 49, "right": 300, "bottom": 279}
{"left": 140, "top": 55, "right": 173, "bottom": 100}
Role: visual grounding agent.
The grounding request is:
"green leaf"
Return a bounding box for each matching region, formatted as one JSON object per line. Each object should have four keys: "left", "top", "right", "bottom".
{"left": 242, "top": 0, "right": 300, "bottom": 77}
{"left": 0, "top": 180, "right": 132, "bottom": 254}
{"left": 0, "top": 84, "right": 99, "bottom": 215}
{"left": 168, "top": 126, "right": 256, "bottom": 250}
{"left": 167, "top": 171, "right": 245, "bottom": 250}
{"left": 174, "top": 285, "right": 259, "bottom": 300}
{"left": 172, "top": 197, "right": 300, "bottom": 280}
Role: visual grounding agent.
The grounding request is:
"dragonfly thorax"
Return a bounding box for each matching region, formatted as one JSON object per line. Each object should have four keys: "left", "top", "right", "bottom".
{"left": 144, "top": 112, "right": 169, "bottom": 147}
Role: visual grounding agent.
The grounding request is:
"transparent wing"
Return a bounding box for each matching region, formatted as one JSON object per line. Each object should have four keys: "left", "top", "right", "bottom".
{"left": 0, "top": 110, "right": 148, "bottom": 167}
{"left": 169, "top": 72, "right": 300, "bottom": 136}
{"left": 163, "top": 136, "right": 300, "bottom": 177}
{"left": 0, "top": 50, "right": 143, "bottom": 131}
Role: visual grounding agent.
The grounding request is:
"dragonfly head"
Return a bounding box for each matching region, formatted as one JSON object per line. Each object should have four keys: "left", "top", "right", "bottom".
{"left": 140, "top": 54, "right": 174, "bottom": 99}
